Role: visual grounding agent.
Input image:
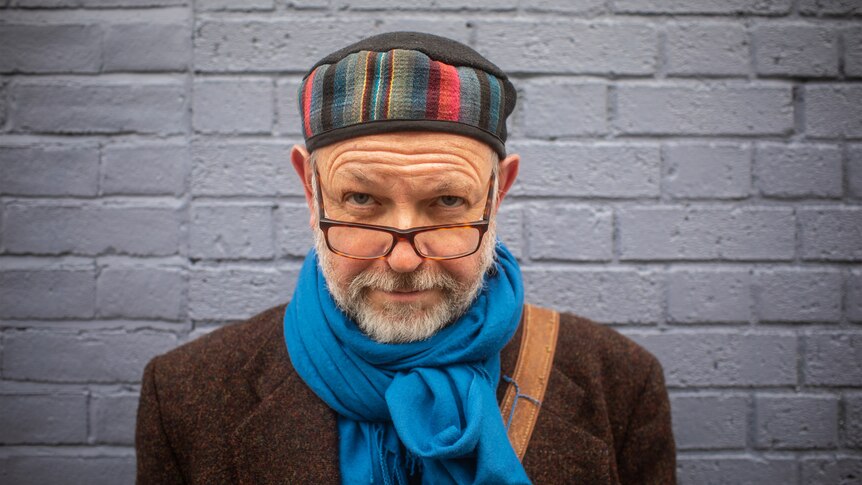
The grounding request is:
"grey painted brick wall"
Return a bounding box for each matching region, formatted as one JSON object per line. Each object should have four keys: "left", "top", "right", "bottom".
{"left": 1, "top": 1, "right": 860, "bottom": 483}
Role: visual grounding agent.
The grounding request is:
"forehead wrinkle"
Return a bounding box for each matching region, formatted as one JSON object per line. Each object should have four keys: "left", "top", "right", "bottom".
{"left": 330, "top": 166, "right": 478, "bottom": 198}
{"left": 328, "top": 158, "right": 486, "bottom": 189}
{"left": 324, "top": 160, "right": 480, "bottom": 187}
{"left": 322, "top": 149, "right": 491, "bottom": 176}
{"left": 314, "top": 133, "right": 496, "bottom": 188}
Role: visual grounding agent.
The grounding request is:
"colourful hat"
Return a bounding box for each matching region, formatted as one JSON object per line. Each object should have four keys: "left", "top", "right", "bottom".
{"left": 298, "top": 31, "right": 517, "bottom": 158}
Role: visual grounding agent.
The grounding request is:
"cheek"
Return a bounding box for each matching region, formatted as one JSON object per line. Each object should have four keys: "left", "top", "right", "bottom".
{"left": 436, "top": 256, "right": 482, "bottom": 283}
{"left": 328, "top": 256, "right": 375, "bottom": 285}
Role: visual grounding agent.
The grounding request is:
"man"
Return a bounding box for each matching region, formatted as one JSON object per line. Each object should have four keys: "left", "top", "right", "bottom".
{"left": 136, "top": 32, "right": 676, "bottom": 484}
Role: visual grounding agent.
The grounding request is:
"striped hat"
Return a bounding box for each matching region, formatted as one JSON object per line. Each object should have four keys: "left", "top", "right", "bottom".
{"left": 298, "top": 31, "right": 517, "bottom": 158}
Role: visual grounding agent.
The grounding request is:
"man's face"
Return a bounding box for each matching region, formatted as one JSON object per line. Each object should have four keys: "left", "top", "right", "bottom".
{"left": 293, "top": 132, "right": 518, "bottom": 343}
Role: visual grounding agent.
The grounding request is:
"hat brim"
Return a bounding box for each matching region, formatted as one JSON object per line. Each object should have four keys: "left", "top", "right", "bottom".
{"left": 305, "top": 119, "right": 507, "bottom": 160}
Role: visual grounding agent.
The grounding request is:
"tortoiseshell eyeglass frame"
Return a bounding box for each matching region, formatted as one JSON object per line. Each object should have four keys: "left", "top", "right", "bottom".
{"left": 314, "top": 170, "right": 496, "bottom": 261}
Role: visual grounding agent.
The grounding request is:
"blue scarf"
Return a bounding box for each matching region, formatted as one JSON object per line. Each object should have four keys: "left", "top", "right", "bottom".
{"left": 283, "top": 243, "right": 530, "bottom": 485}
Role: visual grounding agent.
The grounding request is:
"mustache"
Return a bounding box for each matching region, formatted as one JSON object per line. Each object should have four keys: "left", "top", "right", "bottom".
{"left": 346, "top": 266, "right": 464, "bottom": 295}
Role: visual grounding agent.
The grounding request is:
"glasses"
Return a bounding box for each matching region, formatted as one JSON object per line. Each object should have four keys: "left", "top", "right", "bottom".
{"left": 315, "top": 170, "right": 496, "bottom": 261}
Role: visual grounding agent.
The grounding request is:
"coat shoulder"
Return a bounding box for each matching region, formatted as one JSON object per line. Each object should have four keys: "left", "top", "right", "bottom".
{"left": 137, "top": 304, "right": 293, "bottom": 483}
{"left": 146, "top": 303, "right": 287, "bottom": 390}
{"left": 551, "top": 311, "right": 664, "bottom": 411}
{"left": 556, "top": 311, "right": 660, "bottom": 378}
{"left": 521, "top": 309, "right": 674, "bottom": 484}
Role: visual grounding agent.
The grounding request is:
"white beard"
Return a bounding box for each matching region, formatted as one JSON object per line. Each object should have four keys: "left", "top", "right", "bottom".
{"left": 314, "top": 222, "right": 498, "bottom": 344}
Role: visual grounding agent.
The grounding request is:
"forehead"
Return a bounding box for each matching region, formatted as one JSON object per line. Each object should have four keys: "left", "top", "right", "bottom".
{"left": 313, "top": 131, "right": 495, "bottom": 187}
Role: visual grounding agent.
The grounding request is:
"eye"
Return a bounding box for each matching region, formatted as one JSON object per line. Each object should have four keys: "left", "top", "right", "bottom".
{"left": 345, "top": 193, "right": 374, "bottom": 205}
{"left": 438, "top": 196, "right": 465, "bottom": 208}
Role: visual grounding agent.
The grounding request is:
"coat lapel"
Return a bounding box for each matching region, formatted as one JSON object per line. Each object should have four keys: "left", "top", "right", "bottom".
{"left": 229, "top": 314, "right": 341, "bottom": 484}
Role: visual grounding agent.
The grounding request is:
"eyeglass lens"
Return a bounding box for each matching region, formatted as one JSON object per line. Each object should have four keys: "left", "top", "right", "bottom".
{"left": 327, "top": 225, "right": 482, "bottom": 258}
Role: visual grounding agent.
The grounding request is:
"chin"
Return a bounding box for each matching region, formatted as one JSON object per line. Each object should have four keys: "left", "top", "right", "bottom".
{"left": 353, "top": 297, "right": 463, "bottom": 344}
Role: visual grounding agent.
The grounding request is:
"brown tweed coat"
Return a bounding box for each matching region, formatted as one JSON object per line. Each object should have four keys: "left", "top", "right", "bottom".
{"left": 135, "top": 303, "right": 676, "bottom": 484}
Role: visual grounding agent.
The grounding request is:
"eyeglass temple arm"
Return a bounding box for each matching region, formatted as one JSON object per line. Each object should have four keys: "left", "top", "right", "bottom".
{"left": 483, "top": 172, "right": 497, "bottom": 219}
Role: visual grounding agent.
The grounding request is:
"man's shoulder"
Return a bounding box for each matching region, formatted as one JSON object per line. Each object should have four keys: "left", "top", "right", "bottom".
{"left": 549, "top": 308, "right": 663, "bottom": 391}
{"left": 523, "top": 308, "right": 675, "bottom": 483}
{"left": 147, "top": 303, "right": 287, "bottom": 384}
{"left": 557, "top": 310, "right": 658, "bottom": 367}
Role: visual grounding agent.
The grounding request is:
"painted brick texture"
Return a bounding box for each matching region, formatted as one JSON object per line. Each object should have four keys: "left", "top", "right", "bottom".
{"left": 1, "top": 2, "right": 860, "bottom": 484}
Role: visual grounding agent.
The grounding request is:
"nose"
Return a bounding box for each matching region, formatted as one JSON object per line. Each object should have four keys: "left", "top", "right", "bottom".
{"left": 386, "top": 237, "right": 424, "bottom": 273}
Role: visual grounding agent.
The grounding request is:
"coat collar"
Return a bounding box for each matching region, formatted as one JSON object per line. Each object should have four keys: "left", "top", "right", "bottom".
{"left": 227, "top": 304, "right": 524, "bottom": 483}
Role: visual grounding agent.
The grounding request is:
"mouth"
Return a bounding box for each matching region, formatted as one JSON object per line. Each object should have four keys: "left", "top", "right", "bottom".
{"left": 373, "top": 287, "right": 438, "bottom": 302}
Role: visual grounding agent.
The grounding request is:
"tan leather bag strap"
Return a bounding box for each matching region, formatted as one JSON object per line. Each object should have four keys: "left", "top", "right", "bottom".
{"left": 499, "top": 303, "right": 560, "bottom": 461}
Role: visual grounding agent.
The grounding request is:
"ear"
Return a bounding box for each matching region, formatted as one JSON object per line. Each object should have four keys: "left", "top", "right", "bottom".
{"left": 495, "top": 152, "right": 520, "bottom": 210}
{"left": 290, "top": 144, "right": 315, "bottom": 227}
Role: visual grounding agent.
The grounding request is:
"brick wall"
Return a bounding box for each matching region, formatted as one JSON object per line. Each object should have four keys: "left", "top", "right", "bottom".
{"left": 1, "top": 1, "right": 860, "bottom": 483}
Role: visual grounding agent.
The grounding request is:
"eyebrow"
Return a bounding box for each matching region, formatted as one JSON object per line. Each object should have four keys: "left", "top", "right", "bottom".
{"left": 432, "top": 179, "right": 471, "bottom": 194}
{"left": 339, "top": 169, "right": 372, "bottom": 185}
